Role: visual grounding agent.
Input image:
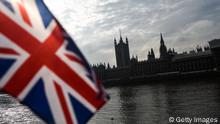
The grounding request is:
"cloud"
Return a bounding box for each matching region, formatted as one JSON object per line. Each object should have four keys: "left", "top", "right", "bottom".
{"left": 45, "top": 0, "right": 220, "bottom": 65}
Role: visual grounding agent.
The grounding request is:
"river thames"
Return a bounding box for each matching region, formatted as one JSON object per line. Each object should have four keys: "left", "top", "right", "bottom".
{"left": 0, "top": 79, "right": 220, "bottom": 124}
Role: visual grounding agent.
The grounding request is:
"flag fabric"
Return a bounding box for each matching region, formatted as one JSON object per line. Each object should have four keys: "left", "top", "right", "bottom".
{"left": 0, "top": 0, "right": 108, "bottom": 124}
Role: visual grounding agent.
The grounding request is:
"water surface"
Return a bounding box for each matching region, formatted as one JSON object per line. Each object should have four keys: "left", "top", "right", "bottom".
{"left": 0, "top": 79, "right": 220, "bottom": 124}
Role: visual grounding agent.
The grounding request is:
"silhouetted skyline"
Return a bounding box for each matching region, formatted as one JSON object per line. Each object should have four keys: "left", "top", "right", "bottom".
{"left": 45, "top": 0, "right": 220, "bottom": 65}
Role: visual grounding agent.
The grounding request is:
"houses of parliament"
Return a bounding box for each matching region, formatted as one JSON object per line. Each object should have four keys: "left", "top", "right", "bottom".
{"left": 93, "top": 33, "right": 220, "bottom": 82}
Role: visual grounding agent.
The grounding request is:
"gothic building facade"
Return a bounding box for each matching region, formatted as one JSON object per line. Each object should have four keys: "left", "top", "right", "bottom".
{"left": 93, "top": 33, "right": 220, "bottom": 81}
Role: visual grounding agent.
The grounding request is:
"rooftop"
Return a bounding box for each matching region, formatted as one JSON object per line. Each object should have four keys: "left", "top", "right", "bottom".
{"left": 172, "top": 50, "right": 212, "bottom": 61}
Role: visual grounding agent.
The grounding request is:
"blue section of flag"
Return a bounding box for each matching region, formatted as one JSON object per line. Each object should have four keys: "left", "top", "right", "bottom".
{"left": 35, "top": 0, "right": 53, "bottom": 28}
{"left": 0, "top": 58, "right": 15, "bottom": 79}
{"left": 22, "top": 79, "right": 55, "bottom": 124}
{"left": 0, "top": 0, "right": 14, "bottom": 12}
{"left": 69, "top": 94, "right": 93, "bottom": 124}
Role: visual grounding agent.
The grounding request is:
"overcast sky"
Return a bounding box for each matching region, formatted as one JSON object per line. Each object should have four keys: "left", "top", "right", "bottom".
{"left": 45, "top": 0, "right": 220, "bottom": 66}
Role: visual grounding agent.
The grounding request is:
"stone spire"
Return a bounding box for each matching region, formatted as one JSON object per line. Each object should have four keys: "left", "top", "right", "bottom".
{"left": 160, "top": 33, "right": 165, "bottom": 45}
{"left": 159, "top": 33, "right": 168, "bottom": 60}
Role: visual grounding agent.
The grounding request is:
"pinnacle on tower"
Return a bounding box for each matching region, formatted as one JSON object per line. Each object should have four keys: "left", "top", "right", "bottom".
{"left": 151, "top": 48, "right": 155, "bottom": 55}
{"left": 126, "top": 36, "right": 128, "bottom": 44}
{"left": 160, "top": 33, "right": 165, "bottom": 45}
{"left": 107, "top": 63, "right": 110, "bottom": 69}
{"left": 119, "top": 29, "right": 123, "bottom": 43}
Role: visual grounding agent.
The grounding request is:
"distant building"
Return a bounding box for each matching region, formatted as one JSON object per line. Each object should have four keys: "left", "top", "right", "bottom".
{"left": 114, "top": 32, "right": 130, "bottom": 67}
{"left": 209, "top": 39, "right": 220, "bottom": 70}
{"left": 93, "top": 34, "right": 220, "bottom": 81}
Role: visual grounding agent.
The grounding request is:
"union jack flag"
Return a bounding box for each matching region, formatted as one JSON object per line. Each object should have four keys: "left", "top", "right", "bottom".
{"left": 0, "top": 0, "right": 108, "bottom": 124}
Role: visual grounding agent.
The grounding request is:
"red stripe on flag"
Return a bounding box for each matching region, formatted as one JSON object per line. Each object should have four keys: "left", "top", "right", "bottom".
{"left": 48, "top": 55, "right": 106, "bottom": 109}
{"left": 17, "top": 1, "right": 32, "bottom": 26}
{"left": 55, "top": 82, "right": 74, "bottom": 124}
{"left": 65, "top": 53, "right": 84, "bottom": 65}
{"left": 0, "top": 48, "right": 19, "bottom": 55}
